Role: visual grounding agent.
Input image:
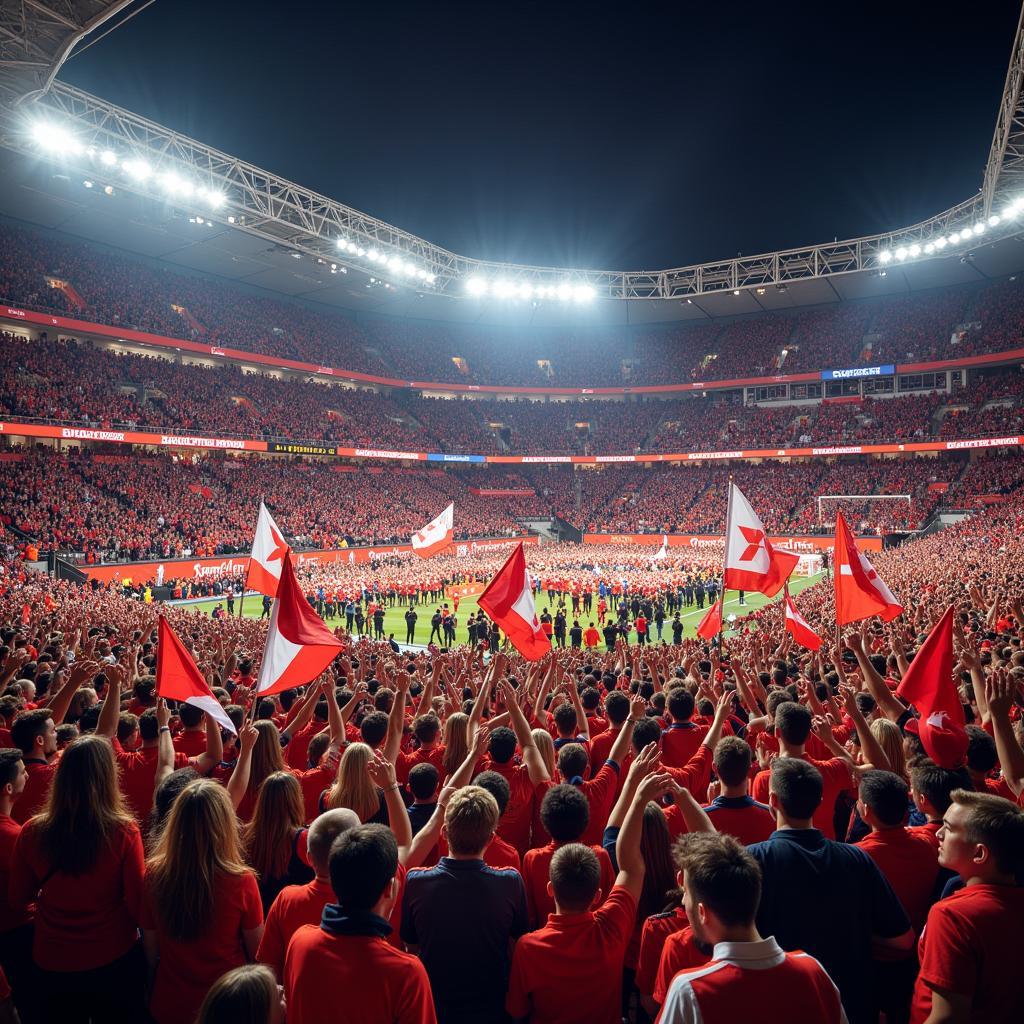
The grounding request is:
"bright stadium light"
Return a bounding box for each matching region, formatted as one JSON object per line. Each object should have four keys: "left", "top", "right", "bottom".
{"left": 100, "top": 150, "right": 117, "bottom": 166}
{"left": 573, "top": 284, "right": 595, "bottom": 302}
{"left": 989, "top": 214, "right": 1001, "bottom": 227}
{"left": 972, "top": 223, "right": 985, "bottom": 235}
{"left": 493, "top": 279, "right": 516, "bottom": 299}
{"left": 518, "top": 283, "right": 534, "bottom": 299}
{"left": 367, "top": 248, "right": 380, "bottom": 262}
{"left": 159, "top": 171, "right": 192, "bottom": 196}
{"left": 556, "top": 282, "right": 572, "bottom": 300}
{"left": 466, "top": 277, "right": 488, "bottom": 295}
{"left": 425, "top": 273, "right": 435, "bottom": 284}
{"left": 387, "top": 255, "right": 402, "bottom": 269}
{"left": 924, "top": 242, "right": 934, "bottom": 254}
{"left": 31, "top": 122, "right": 83, "bottom": 155}
{"left": 336, "top": 238, "right": 347, "bottom": 249}
{"left": 934, "top": 236, "right": 947, "bottom": 249}
{"left": 879, "top": 250, "right": 892, "bottom": 263}
{"left": 908, "top": 244, "right": 921, "bottom": 258}
{"left": 895, "top": 248, "right": 907, "bottom": 260}
{"left": 122, "top": 158, "right": 152, "bottom": 181}
{"left": 948, "top": 232, "right": 961, "bottom": 244}
{"left": 82, "top": 180, "right": 93, "bottom": 189}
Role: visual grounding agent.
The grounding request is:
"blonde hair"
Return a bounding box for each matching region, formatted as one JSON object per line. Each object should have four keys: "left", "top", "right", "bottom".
{"left": 441, "top": 712, "right": 469, "bottom": 776}
{"left": 327, "top": 743, "right": 380, "bottom": 822}
{"left": 445, "top": 785, "right": 499, "bottom": 856}
{"left": 871, "top": 718, "right": 907, "bottom": 779}
{"left": 146, "top": 779, "right": 250, "bottom": 940}
{"left": 248, "top": 720, "right": 286, "bottom": 796}
{"left": 243, "top": 771, "right": 306, "bottom": 881}
{"left": 532, "top": 728, "right": 556, "bottom": 778}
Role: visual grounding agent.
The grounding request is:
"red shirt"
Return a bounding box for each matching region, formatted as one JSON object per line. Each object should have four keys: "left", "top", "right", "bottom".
{"left": 664, "top": 745, "right": 714, "bottom": 805}
{"left": 396, "top": 745, "right": 447, "bottom": 786}
{"left": 911, "top": 883, "right": 1024, "bottom": 1024}
{"left": 661, "top": 723, "right": 709, "bottom": 770}
{"left": 0, "top": 814, "right": 30, "bottom": 932}
{"left": 856, "top": 827, "right": 940, "bottom": 935}
{"left": 9, "top": 820, "right": 144, "bottom": 971}
{"left": 172, "top": 730, "right": 208, "bottom": 758}
{"left": 141, "top": 869, "right": 263, "bottom": 1024}
{"left": 257, "top": 876, "right": 335, "bottom": 979}
{"left": 522, "top": 840, "right": 616, "bottom": 929}
{"left": 906, "top": 821, "right": 941, "bottom": 852}
{"left": 636, "top": 907, "right": 689, "bottom": 998}
{"left": 702, "top": 795, "right": 776, "bottom": 846}
{"left": 115, "top": 745, "right": 193, "bottom": 822}
{"left": 437, "top": 832, "right": 521, "bottom": 872}
{"left": 653, "top": 925, "right": 713, "bottom": 1004}
{"left": 659, "top": 940, "right": 845, "bottom": 1024}
{"left": 507, "top": 885, "right": 636, "bottom": 1024}
{"left": 752, "top": 755, "right": 854, "bottom": 839}
{"left": 285, "top": 924, "right": 436, "bottom": 1024}
{"left": 13, "top": 759, "right": 56, "bottom": 825}
{"left": 483, "top": 760, "right": 536, "bottom": 856}
{"left": 559, "top": 762, "right": 619, "bottom": 847}
{"left": 588, "top": 726, "right": 622, "bottom": 776}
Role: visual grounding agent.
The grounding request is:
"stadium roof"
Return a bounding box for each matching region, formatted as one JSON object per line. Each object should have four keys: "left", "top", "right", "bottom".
{"left": 1, "top": 4, "right": 1024, "bottom": 327}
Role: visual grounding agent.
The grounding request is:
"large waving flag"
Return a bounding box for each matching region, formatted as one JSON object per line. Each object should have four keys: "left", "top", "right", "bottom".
{"left": 723, "top": 483, "right": 799, "bottom": 598}
{"left": 895, "top": 607, "right": 966, "bottom": 768}
{"left": 256, "top": 550, "right": 344, "bottom": 696}
{"left": 247, "top": 502, "right": 289, "bottom": 597}
{"left": 784, "top": 592, "right": 822, "bottom": 651}
{"left": 411, "top": 503, "right": 455, "bottom": 559}
{"left": 834, "top": 511, "right": 902, "bottom": 625}
{"left": 652, "top": 535, "right": 669, "bottom": 561}
{"left": 696, "top": 599, "right": 722, "bottom": 641}
{"left": 157, "top": 617, "right": 237, "bottom": 734}
{"left": 478, "top": 542, "right": 550, "bottom": 660}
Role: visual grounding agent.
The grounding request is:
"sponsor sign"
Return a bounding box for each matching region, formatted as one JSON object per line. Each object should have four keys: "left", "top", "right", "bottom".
{"left": 268, "top": 441, "right": 337, "bottom": 456}
{"left": 821, "top": 365, "right": 895, "bottom": 380}
{"left": 582, "top": 532, "right": 882, "bottom": 552}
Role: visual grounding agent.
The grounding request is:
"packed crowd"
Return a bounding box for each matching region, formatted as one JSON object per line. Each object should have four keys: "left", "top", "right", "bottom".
{"left": 4, "top": 221, "right": 1024, "bottom": 390}
{"left": 0, "top": 486, "right": 1020, "bottom": 1023}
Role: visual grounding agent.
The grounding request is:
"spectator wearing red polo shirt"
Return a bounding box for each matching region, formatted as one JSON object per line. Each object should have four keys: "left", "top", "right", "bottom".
{"left": 588, "top": 691, "right": 630, "bottom": 777}
{"left": 197, "top": 964, "right": 286, "bottom": 1024}
{"left": 257, "top": 808, "right": 360, "bottom": 979}
{"left": 659, "top": 832, "right": 847, "bottom": 1024}
{"left": 660, "top": 687, "right": 708, "bottom": 770}
{"left": 702, "top": 737, "right": 776, "bottom": 845}
{"left": 285, "top": 824, "right": 436, "bottom": 1024}
{"left": 142, "top": 779, "right": 264, "bottom": 1024}
{"left": 507, "top": 767, "right": 674, "bottom": 1024}
{"left": 910, "top": 790, "right": 1024, "bottom": 1024}
{"left": 855, "top": 771, "right": 940, "bottom": 1024}
{"left": 173, "top": 701, "right": 210, "bottom": 757}
{"left": 907, "top": 762, "right": 971, "bottom": 852}
{"left": 0, "top": 751, "right": 32, "bottom": 1022}
{"left": 9, "top": 735, "right": 145, "bottom": 1023}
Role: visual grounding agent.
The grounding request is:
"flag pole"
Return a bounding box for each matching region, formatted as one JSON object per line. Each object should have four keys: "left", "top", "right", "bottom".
{"left": 717, "top": 477, "right": 733, "bottom": 654}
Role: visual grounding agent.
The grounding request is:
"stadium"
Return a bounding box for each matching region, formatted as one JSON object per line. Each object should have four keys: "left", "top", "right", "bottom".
{"left": 0, "top": 2, "right": 1023, "bottom": 1023}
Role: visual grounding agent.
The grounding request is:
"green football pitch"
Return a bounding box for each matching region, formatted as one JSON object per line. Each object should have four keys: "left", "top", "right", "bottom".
{"left": 178, "top": 572, "right": 824, "bottom": 645}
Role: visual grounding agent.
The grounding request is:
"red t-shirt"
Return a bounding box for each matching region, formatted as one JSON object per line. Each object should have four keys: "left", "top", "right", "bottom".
{"left": 9, "top": 820, "right": 144, "bottom": 971}
{"left": 702, "top": 796, "right": 776, "bottom": 846}
{"left": 636, "top": 907, "right": 689, "bottom": 998}
{"left": 653, "top": 925, "right": 713, "bottom": 1004}
{"left": 285, "top": 720, "right": 324, "bottom": 770}
{"left": 396, "top": 745, "right": 447, "bottom": 787}
{"left": 0, "top": 814, "right": 31, "bottom": 932}
{"left": 257, "top": 877, "right": 335, "bottom": 979}
{"left": 522, "top": 841, "right": 616, "bottom": 929}
{"left": 856, "top": 827, "right": 940, "bottom": 935}
{"left": 173, "top": 730, "right": 208, "bottom": 758}
{"left": 661, "top": 723, "right": 709, "bottom": 770}
{"left": 506, "top": 885, "right": 636, "bottom": 1024}
{"left": 115, "top": 745, "right": 193, "bottom": 822}
{"left": 141, "top": 869, "right": 263, "bottom": 1024}
{"left": 482, "top": 760, "right": 536, "bottom": 856}
{"left": 752, "top": 754, "right": 854, "bottom": 839}
{"left": 906, "top": 821, "right": 941, "bottom": 852}
{"left": 588, "top": 726, "right": 622, "bottom": 776}
{"left": 284, "top": 925, "right": 436, "bottom": 1024}
{"left": 13, "top": 759, "right": 56, "bottom": 825}
{"left": 911, "top": 883, "right": 1024, "bottom": 1024}
{"left": 659, "top": 942, "right": 845, "bottom": 1023}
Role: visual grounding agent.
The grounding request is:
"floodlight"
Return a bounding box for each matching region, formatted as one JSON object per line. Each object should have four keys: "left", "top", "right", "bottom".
{"left": 100, "top": 150, "right": 117, "bottom": 167}
{"left": 356, "top": 247, "right": 365, "bottom": 257}
{"left": 518, "top": 283, "right": 533, "bottom": 299}
{"left": 733, "top": 289, "right": 741, "bottom": 295}
{"left": 948, "top": 232, "right": 960, "bottom": 244}
{"left": 573, "top": 284, "right": 595, "bottom": 302}
{"left": 82, "top": 180, "right": 93, "bottom": 189}
{"left": 1014, "top": 196, "right": 1024, "bottom": 209}
{"left": 493, "top": 280, "right": 515, "bottom": 299}
{"left": 934, "top": 236, "right": 947, "bottom": 249}
{"left": 924, "top": 242, "right": 935, "bottom": 254}
{"left": 556, "top": 282, "right": 572, "bottom": 300}
{"left": 425, "top": 273, "right": 435, "bottom": 284}
{"left": 367, "top": 249, "right": 380, "bottom": 261}
{"left": 206, "top": 192, "right": 225, "bottom": 208}
{"left": 387, "top": 255, "right": 402, "bottom": 269}
{"left": 123, "top": 158, "right": 152, "bottom": 181}
{"left": 466, "top": 277, "right": 488, "bottom": 295}
{"left": 878, "top": 250, "right": 892, "bottom": 263}
{"left": 973, "top": 223, "right": 985, "bottom": 235}
{"left": 103, "top": 185, "right": 114, "bottom": 196}
{"left": 227, "top": 216, "right": 236, "bottom": 224}
{"left": 894, "top": 248, "right": 907, "bottom": 260}
{"left": 989, "top": 215, "right": 1001, "bottom": 227}
{"left": 908, "top": 244, "right": 921, "bottom": 257}
{"left": 31, "top": 122, "right": 83, "bottom": 155}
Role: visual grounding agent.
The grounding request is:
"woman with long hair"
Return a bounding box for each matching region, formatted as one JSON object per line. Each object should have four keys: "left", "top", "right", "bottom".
{"left": 142, "top": 779, "right": 263, "bottom": 1024}
{"left": 232, "top": 719, "right": 288, "bottom": 821}
{"left": 243, "top": 771, "right": 314, "bottom": 913}
{"left": 871, "top": 718, "right": 908, "bottom": 781}
{"left": 9, "top": 735, "right": 145, "bottom": 1023}
{"left": 529, "top": 728, "right": 557, "bottom": 848}
{"left": 197, "top": 964, "right": 285, "bottom": 1024}
{"left": 323, "top": 742, "right": 387, "bottom": 823}
{"left": 440, "top": 712, "right": 469, "bottom": 780}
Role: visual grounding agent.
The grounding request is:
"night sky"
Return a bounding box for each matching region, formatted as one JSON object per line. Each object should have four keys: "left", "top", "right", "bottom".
{"left": 57, "top": 0, "right": 1023, "bottom": 271}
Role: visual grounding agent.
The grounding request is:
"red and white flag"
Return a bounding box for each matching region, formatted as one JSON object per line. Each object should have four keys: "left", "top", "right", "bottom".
{"left": 156, "top": 617, "right": 237, "bottom": 734}
{"left": 723, "top": 483, "right": 799, "bottom": 598}
{"left": 256, "top": 550, "right": 344, "bottom": 697}
{"left": 651, "top": 535, "right": 669, "bottom": 561}
{"left": 411, "top": 503, "right": 455, "bottom": 559}
{"left": 478, "top": 543, "right": 550, "bottom": 661}
{"left": 834, "top": 511, "right": 902, "bottom": 625}
{"left": 784, "top": 592, "right": 822, "bottom": 651}
{"left": 696, "top": 599, "right": 722, "bottom": 641}
{"left": 247, "top": 502, "right": 289, "bottom": 597}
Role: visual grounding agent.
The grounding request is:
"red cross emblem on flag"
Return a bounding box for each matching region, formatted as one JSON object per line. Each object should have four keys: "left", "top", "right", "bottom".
{"left": 738, "top": 526, "right": 766, "bottom": 562}
{"left": 268, "top": 525, "right": 288, "bottom": 563}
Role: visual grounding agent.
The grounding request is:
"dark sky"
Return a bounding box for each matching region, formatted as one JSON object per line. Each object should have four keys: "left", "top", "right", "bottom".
{"left": 58, "top": 0, "right": 1023, "bottom": 271}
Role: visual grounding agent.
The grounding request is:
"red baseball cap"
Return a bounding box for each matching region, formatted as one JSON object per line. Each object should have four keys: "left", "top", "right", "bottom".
{"left": 905, "top": 710, "right": 968, "bottom": 770}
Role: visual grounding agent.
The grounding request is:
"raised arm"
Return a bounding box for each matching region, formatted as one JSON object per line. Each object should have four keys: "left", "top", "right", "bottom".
{"left": 847, "top": 628, "right": 907, "bottom": 723}
{"left": 606, "top": 742, "right": 660, "bottom": 831}
{"left": 615, "top": 772, "right": 673, "bottom": 903}
{"left": 607, "top": 695, "right": 644, "bottom": 767}
{"left": 384, "top": 673, "right": 411, "bottom": 765}
{"left": 153, "top": 699, "right": 176, "bottom": 793}
{"left": 839, "top": 684, "right": 891, "bottom": 773}
{"left": 194, "top": 710, "right": 225, "bottom": 776}
{"left": 568, "top": 674, "right": 591, "bottom": 743}
{"left": 95, "top": 662, "right": 125, "bottom": 740}
{"left": 226, "top": 722, "right": 258, "bottom": 810}
{"left": 281, "top": 681, "right": 323, "bottom": 743}
{"left": 498, "top": 679, "right": 550, "bottom": 785}
{"left": 367, "top": 750, "right": 413, "bottom": 860}
{"left": 985, "top": 668, "right": 1024, "bottom": 797}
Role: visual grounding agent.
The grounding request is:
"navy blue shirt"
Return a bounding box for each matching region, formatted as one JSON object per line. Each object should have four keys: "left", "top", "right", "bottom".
{"left": 748, "top": 828, "right": 910, "bottom": 1024}
{"left": 407, "top": 802, "right": 437, "bottom": 837}
{"left": 401, "top": 856, "right": 527, "bottom": 1024}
